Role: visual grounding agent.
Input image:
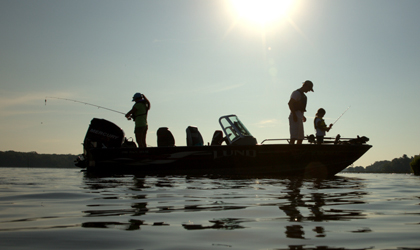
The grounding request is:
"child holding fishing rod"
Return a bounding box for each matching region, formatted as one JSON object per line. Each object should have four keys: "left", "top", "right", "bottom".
{"left": 314, "top": 108, "right": 333, "bottom": 144}
{"left": 125, "top": 93, "right": 150, "bottom": 148}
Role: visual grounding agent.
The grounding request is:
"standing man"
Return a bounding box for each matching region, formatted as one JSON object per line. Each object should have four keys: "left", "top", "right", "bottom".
{"left": 126, "top": 92, "right": 150, "bottom": 148}
{"left": 288, "top": 80, "right": 314, "bottom": 144}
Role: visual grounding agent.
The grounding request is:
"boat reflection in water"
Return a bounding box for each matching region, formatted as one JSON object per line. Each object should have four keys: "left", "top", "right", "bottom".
{"left": 277, "top": 178, "right": 367, "bottom": 239}
{"left": 81, "top": 173, "right": 369, "bottom": 245}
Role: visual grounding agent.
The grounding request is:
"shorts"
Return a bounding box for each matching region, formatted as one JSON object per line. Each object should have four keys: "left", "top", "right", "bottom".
{"left": 134, "top": 125, "right": 148, "bottom": 134}
{"left": 289, "top": 111, "right": 304, "bottom": 140}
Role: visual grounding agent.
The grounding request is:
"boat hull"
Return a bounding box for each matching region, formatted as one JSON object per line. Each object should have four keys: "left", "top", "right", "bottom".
{"left": 83, "top": 144, "right": 372, "bottom": 178}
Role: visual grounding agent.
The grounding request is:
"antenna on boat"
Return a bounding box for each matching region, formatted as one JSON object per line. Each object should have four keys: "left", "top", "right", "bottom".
{"left": 45, "top": 96, "right": 125, "bottom": 115}
{"left": 332, "top": 106, "right": 351, "bottom": 125}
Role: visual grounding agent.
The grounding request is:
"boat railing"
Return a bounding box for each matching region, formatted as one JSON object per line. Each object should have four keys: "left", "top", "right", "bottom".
{"left": 260, "top": 138, "right": 290, "bottom": 144}
{"left": 261, "top": 134, "right": 369, "bottom": 145}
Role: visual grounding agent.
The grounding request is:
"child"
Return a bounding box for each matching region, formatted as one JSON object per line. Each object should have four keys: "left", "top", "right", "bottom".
{"left": 314, "top": 108, "right": 333, "bottom": 144}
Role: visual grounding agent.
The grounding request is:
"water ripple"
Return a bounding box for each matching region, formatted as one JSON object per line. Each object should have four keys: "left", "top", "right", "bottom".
{"left": 0, "top": 168, "right": 419, "bottom": 250}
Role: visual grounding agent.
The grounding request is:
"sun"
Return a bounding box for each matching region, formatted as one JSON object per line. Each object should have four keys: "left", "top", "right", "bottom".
{"left": 230, "top": 0, "right": 294, "bottom": 25}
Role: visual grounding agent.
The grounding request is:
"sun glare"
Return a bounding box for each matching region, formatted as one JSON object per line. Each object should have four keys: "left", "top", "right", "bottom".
{"left": 231, "top": 0, "right": 294, "bottom": 25}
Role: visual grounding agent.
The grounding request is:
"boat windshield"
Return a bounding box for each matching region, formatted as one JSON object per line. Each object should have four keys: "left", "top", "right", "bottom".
{"left": 219, "top": 115, "right": 253, "bottom": 143}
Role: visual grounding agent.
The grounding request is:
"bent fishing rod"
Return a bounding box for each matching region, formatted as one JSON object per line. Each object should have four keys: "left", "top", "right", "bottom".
{"left": 45, "top": 96, "right": 125, "bottom": 115}
{"left": 332, "top": 106, "right": 351, "bottom": 125}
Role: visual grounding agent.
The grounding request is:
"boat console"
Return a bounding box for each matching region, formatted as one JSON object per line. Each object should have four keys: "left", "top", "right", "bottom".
{"left": 219, "top": 115, "right": 257, "bottom": 146}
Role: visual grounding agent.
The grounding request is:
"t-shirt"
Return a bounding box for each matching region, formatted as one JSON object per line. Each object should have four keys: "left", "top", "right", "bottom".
{"left": 290, "top": 89, "right": 307, "bottom": 112}
{"left": 134, "top": 102, "right": 148, "bottom": 128}
{"left": 315, "top": 117, "right": 327, "bottom": 136}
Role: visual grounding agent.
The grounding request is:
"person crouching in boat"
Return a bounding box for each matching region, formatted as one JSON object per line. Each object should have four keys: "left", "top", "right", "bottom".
{"left": 314, "top": 108, "right": 332, "bottom": 144}
{"left": 125, "top": 92, "right": 150, "bottom": 148}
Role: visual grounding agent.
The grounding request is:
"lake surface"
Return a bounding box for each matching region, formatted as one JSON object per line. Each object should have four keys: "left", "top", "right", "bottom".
{"left": 0, "top": 167, "right": 419, "bottom": 250}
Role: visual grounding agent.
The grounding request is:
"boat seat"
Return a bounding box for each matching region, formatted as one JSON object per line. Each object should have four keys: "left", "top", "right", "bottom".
{"left": 186, "top": 126, "right": 204, "bottom": 146}
{"left": 211, "top": 130, "right": 225, "bottom": 146}
{"left": 157, "top": 127, "right": 175, "bottom": 147}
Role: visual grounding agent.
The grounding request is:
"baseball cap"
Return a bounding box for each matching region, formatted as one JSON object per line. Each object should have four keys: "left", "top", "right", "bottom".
{"left": 303, "top": 80, "right": 314, "bottom": 92}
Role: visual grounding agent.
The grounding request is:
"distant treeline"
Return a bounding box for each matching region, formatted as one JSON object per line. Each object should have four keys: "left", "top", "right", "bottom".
{"left": 0, "top": 151, "right": 78, "bottom": 168}
{"left": 345, "top": 154, "right": 415, "bottom": 173}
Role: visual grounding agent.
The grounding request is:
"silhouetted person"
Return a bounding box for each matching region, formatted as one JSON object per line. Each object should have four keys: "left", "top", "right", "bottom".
{"left": 288, "top": 80, "right": 314, "bottom": 144}
{"left": 314, "top": 108, "right": 333, "bottom": 144}
{"left": 125, "top": 93, "right": 150, "bottom": 147}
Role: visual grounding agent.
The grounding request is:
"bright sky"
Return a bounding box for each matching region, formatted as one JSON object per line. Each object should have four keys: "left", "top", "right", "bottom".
{"left": 1, "top": 0, "right": 419, "bottom": 167}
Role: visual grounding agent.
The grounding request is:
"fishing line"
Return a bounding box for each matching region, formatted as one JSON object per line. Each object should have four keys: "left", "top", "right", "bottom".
{"left": 332, "top": 106, "right": 351, "bottom": 125}
{"left": 45, "top": 96, "right": 125, "bottom": 115}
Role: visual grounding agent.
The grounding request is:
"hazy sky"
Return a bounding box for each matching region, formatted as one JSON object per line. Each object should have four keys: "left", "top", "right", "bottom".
{"left": 1, "top": 0, "right": 419, "bottom": 167}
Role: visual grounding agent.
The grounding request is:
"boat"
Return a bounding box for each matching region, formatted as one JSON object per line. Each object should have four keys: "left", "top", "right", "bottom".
{"left": 75, "top": 114, "right": 372, "bottom": 178}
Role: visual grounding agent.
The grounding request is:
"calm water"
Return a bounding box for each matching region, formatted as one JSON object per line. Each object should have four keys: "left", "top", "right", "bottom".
{"left": 0, "top": 168, "right": 419, "bottom": 250}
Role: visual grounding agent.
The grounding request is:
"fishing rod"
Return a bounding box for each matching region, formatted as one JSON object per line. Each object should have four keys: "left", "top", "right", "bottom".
{"left": 332, "top": 106, "right": 351, "bottom": 125}
{"left": 45, "top": 96, "right": 125, "bottom": 115}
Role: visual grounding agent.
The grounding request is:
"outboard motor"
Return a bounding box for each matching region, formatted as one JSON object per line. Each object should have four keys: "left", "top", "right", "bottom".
{"left": 83, "top": 118, "right": 125, "bottom": 149}
{"left": 157, "top": 127, "right": 175, "bottom": 147}
{"left": 186, "top": 126, "right": 204, "bottom": 146}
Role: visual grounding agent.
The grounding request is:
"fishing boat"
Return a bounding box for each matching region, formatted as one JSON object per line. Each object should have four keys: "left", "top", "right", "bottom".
{"left": 75, "top": 114, "right": 372, "bottom": 178}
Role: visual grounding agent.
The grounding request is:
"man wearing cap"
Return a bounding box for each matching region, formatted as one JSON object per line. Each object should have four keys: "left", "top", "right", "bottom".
{"left": 125, "top": 93, "right": 151, "bottom": 148}
{"left": 288, "top": 80, "right": 314, "bottom": 144}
